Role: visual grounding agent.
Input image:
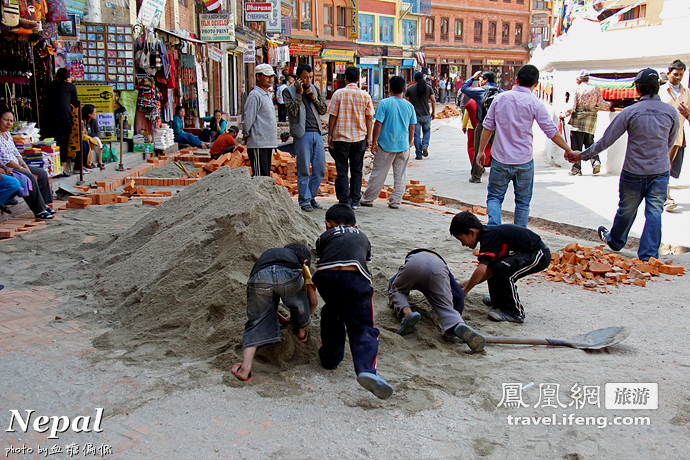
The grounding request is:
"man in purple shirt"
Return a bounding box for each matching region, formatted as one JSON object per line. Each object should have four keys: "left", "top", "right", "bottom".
{"left": 477, "top": 65, "right": 573, "bottom": 227}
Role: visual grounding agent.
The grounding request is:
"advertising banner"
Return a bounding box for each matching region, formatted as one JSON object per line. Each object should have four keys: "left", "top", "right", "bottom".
{"left": 76, "top": 84, "right": 116, "bottom": 141}
{"left": 200, "top": 13, "right": 235, "bottom": 42}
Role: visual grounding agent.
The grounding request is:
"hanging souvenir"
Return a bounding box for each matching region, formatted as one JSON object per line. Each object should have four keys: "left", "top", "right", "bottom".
{"left": 2, "top": 0, "right": 20, "bottom": 28}
{"left": 45, "top": 0, "right": 67, "bottom": 23}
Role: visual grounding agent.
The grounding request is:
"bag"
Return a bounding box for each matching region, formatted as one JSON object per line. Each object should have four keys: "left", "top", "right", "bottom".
{"left": 479, "top": 86, "right": 499, "bottom": 122}
{"left": 2, "top": 0, "right": 20, "bottom": 27}
{"left": 44, "top": 0, "right": 66, "bottom": 22}
{"left": 102, "top": 144, "right": 118, "bottom": 163}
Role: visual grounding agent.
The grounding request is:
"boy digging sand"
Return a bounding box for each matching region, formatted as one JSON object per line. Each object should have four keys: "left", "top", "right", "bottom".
{"left": 389, "top": 249, "right": 486, "bottom": 352}
{"left": 233, "top": 243, "right": 317, "bottom": 382}
{"left": 450, "top": 212, "right": 550, "bottom": 324}
{"left": 313, "top": 204, "right": 394, "bottom": 399}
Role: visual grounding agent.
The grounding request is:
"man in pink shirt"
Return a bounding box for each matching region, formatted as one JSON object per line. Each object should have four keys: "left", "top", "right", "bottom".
{"left": 477, "top": 65, "right": 574, "bottom": 227}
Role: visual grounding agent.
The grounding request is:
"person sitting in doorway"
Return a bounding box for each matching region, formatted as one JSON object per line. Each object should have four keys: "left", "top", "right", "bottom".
{"left": 82, "top": 104, "right": 106, "bottom": 171}
{"left": 200, "top": 109, "right": 227, "bottom": 142}
{"left": 172, "top": 105, "right": 210, "bottom": 149}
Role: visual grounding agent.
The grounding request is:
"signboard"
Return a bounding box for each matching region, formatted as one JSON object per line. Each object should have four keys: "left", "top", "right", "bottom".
{"left": 65, "top": 0, "right": 86, "bottom": 17}
{"left": 321, "top": 49, "right": 356, "bottom": 61}
{"left": 289, "top": 43, "right": 321, "bottom": 55}
{"left": 349, "top": 0, "right": 358, "bottom": 39}
{"left": 360, "top": 56, "right": 379, "bottom": 65}
{"left": 245, "top": 2, "right": 272, "bottom": 21}
{"left": 236, "top": 40, "right": 248, "bottom": 53}
{"left": 243, "top": 40, "right": 255, "bottom": 63}
{"left": 281, "top": 4, "right": 291, "bottom": 16}
{"left": 208, "top": 45, "right": 223, "bottom": 62}
{"left": 533, "top": 14, "right": 548, "bottom": 27}
{"left": 138, "top": 0, "right": 166, "bottom": 28}
{"left": 75, "top": 84, "right": 116, "bottom": 141}
{"left": 200, "top": 13, "right": 235, "bottom": 42}
{"left": 281, "top": 16, "right": 291, "bottom": 35}
{"left": 487, "top": 59, "right": 504, "bottom": 66}
{"left": 266, "top": 0, "right": 281, "bottom": 33}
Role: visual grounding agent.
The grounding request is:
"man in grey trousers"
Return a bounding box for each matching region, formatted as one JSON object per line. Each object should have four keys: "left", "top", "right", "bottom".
{"left": 243, "top": 64, "right": 278, "bottom": 176}
{"left": 388, "top": 249, "right": 485, "bottom": 352}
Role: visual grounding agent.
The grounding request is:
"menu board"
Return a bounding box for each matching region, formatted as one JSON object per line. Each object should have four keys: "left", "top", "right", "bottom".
{"left": 81, "top": 23, "right": 135, "bottom": 90}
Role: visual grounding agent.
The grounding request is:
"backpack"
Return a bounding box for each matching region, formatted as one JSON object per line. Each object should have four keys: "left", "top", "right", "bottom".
{"left": 479, "top": 86, "right": 499, "bottom": 122}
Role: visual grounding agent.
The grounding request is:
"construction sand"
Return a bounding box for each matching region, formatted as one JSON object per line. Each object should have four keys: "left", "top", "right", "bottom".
{"left": 1, "top": 165, "right": 689, "bottom": 459}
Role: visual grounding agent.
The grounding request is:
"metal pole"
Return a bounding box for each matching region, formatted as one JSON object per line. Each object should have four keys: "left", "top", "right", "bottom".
{"left": 76, "top": 105, "right": 85, "bottom": 186}
{"left": 116, "top": 115, "right": 125, "bottom": 171}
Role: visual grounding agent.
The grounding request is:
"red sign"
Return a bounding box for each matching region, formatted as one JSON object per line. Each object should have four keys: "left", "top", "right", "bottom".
{"left": 245, "top": 2, "right": 272, "bottom": 12}
{"left": 289, "top": 43, "right": 322, "bottom": 56}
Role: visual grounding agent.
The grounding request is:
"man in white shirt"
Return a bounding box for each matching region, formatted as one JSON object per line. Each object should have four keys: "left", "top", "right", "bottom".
{"left": 276, "top": 76, "right": 291, "bottom": 123}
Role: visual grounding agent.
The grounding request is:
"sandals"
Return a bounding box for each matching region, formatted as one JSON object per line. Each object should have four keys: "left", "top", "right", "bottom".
{"left": 294, "top": 327, "right": 309, "bottom": 343}
{"left": 301, "top": 205, "right": 314, "bottom": 212}
{"left": 98, "top": 163, "right": 106, "bottom": 171}
{"left": 231, "top": 363, "right": 253, "bottom": 382}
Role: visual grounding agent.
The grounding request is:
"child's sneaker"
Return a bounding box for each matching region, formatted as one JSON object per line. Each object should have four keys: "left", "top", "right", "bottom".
{"left": 357, "top": 372, "right": 394, "bottom": 400}
{"left": 488, "top": 311, "right": 523, "bottom": 324}
{"left": 454, "top": 324, "right": 486, "bottom": 352}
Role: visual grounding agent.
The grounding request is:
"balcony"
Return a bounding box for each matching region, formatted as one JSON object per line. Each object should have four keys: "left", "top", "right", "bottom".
{"left": 402, "top": 0, "right": 431, "bottom": 16}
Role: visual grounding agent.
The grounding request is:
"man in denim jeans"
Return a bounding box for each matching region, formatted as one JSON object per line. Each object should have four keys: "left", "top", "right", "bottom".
{"left": 284, "top": 64, "right": 328, "bottom": 212}
{"left": 405, "top": 72, "right": 436, "bottom": 160}
{"left": 477, "top": 65, "right": 573, "bottom": 227}
{"left": 566, "top": 68, "right": 679, "bottom": 261}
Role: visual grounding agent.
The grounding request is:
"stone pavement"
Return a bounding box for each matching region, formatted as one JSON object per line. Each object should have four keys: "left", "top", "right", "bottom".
{"left": 399, "top": 115, "right": 690, "bottom": 252}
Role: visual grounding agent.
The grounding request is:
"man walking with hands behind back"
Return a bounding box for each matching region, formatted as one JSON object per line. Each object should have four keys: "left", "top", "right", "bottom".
{"left": 328, "top": 66, "right": 375, "bottom": 209}
{"left": 284, "top": 64, "right": 329, "bottom": 212}
{"left": 243, "top": 64, "right": 278, "bottom": 177}
{"left": 360, "top": 76, "right": 416, "bottom": 209}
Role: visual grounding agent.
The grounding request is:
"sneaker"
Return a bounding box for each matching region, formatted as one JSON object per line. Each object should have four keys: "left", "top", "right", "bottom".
{"left": 488, "top": 311, "right": 523, "bottom": 323}
{"left": 35, "top": 211, "right": 54, "bottom": 220}
{"left": 45, "top": 206, "right": 56, "bottom": 214}
{"left": 388, "top": 203, "right": 400, "bottom": 209}
{"left": 469, "top": 177, "right": 481, "bottom": 184}
{"left": 482, "top": 296, "right": 493, "bottom": 307}
{"left": 350, "top": 203, "right": 361, "bottom": 210}
{"left": 397, "top": 311, "right": 421, "bottom": 335}
{"left": 360, "top": 202, "right": 373, "bottom": 207}
{"left": 664, "top": 199, "right": 677, "bottom": 211}
{"left": 569, "top": 168, "right": 582, "bottom": 176}
{"left": 356, "top": 372, "right": 394, "bottom": 400}
{"left": 597, "top": 226, "right": 609, "bottom": 244}
{"left": 592, "top": 161, "right": 601, "bottom": 175}
{"left": 422, "top": 146, "right": 429, "bottom": 157}
{"left": 454, "top": 324, "right": 486, "bottom": 352}
{"left": 415, "top": 156, "right": 423, "bottom": 160}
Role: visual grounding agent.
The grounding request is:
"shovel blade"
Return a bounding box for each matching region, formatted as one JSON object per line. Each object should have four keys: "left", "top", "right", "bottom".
{"left": 571, "top": 326, "right": 629, "bottom": 350}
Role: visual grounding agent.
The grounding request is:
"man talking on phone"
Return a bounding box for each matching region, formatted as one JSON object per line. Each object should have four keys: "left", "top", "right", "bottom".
{"left": 283, "top": 64, "right": 329, "bottom": 212}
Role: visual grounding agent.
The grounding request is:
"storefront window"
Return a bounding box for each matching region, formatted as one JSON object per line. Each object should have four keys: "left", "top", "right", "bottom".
{"left": 402, "top": 19, "right": 417, "bottom": 46}
{"left": 380, "top": 17, "right": 394, "bottom": 43}
{"left": 358, "top": 14, "right": 374, "bottom": 42}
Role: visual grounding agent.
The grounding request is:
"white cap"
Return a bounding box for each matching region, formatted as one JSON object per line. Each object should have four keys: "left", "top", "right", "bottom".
{"left": 255, "top": 63, "right": 276, "bottom": 76}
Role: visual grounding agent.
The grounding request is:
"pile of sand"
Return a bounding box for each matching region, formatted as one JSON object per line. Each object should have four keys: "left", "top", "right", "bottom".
{"left": 92, "top": 167, "right": 322, "bottom": 367}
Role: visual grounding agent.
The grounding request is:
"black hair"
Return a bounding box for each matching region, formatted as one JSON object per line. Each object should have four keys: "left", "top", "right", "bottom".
{"left": 0, "top": 108, "right": 13, "bottom": 118}
{"left": 414, "top": 71, "right": 429, "bottom": 100}
{"left": 213, "top": 109, "right": 222, "bottom": 115}
{"left": 517, "top": 65, "right": 539, "bottom": 87}
{"left": 389, "top": 76, "right": 406, "bottom": 95}
{"left": 296, "top": 63, "right": 313, "bottom": 77}
{"left": 175, "top": 105, "right": 185, "bottom": 115}
{"left": 636, "top": 81, "right": 659, "bottom": 96}
{"left": 82, "top": 104, "right": 96, "bottom": 121}
{"left": 669, "top": 59, "right": 686, "bottom": 73}
{"left": 284, "top": 242, "right": 312, "bottom": 265}
{"left": 55, "top": 68, "right": 70, "bottom": 81}
{"left": 449, "top": 211, "right": 482, "bottom": 236}
{"left": 325, "top": 204, "right": 356, "bottom": 226}
{"left": 481, "top": 71, "right": 496, "bottom": 83}
{"left": 345, "top": 66, "right": 359, "bottom": 83}
{"left": 229, "top": 125, "right": 240, "bottom": 133}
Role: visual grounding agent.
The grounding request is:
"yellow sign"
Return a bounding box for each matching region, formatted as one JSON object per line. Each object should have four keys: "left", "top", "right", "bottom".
{"left": 322, "top": 49, "right": 356, "bottom": 61}
{"left": 76, "top": 84, "right": 116, "bottom": 141}
{"left": 349, "top": 0, "right": 358, "bottom": 39}
{"left": 487, "top": 59, "right": 505, "bottom": 66}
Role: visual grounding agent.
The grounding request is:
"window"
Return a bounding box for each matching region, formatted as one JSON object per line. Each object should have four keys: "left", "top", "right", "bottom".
{"left": 358, "top": 14, "right": 374, "bottom": 42}
{"left": 454, "top": 19, "right": 463, "bottom": 41}
{"left": 301, "top": 0, "right": 311, "bottom": 30}
{"left": 324, "top": 5, "right": 333, "bottom": 35}
{"left": 515, "top": 23, "right": 523, "bottom": 44}
{"left": 488, "top": 21, "right": 496, "bottom": 44}
{"left": 402, "top": 19, "right": 417, "bottom": 46}
{"left": 425, "top": 17, "right": 434, "bottom": 40}
{"left": 474, "top": 20, "right": 482, "bottom": 43}
{"left": 502, "top": 22, "right": 510, "bottom": 44}
{"left": 440, "top": 17, "right": 449, "bottom": 41}
{"left": 178, "top": 0, "right": 185, "bottom": 7}
{"left": 337, "top": 6, "right": 347, "bottom": 37}
{"left": 516, "top": 0, "right": 524, "bottom": 3}
{"left": 380, "top": 17, "right": 394, "bottom": 43}
{"left": 532, "top": 0, "right": 548, "bottom": 10}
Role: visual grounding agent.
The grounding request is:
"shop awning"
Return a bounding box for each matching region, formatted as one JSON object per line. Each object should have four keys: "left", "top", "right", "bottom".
{"left": 321, "top": 49, "right": 356, "bottom": 61}
{"left": 155, "top": 28, "right": 208, "bottom": 44}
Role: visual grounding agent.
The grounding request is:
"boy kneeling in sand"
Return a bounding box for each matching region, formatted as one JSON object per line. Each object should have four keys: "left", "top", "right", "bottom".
{"left": 450, "top": 212, "right": 551, "bottom": 324}
{"left": 233, "top": 243, "right": 317, "bottom": 382}
{"left": 389, "top": 249, "right": 485, "bottom": 352}
{"left": 313, "top": 204, "right": 394, "bottom": 400}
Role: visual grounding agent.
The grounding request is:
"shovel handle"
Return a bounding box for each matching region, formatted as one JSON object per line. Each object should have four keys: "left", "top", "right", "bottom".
{"left": 485, "top": 336, "right": 575, "bottom": 348}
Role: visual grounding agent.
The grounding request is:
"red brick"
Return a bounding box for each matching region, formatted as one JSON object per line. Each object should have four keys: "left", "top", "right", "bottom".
{"left": 68, "top": 196, "right": 92, "bottom": 205}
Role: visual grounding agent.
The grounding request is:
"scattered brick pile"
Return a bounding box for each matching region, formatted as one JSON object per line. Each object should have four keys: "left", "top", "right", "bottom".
{"left": 0, "top": 201, "right": 68, "bottom": 238}
{"left": 435, "top": 105, "right": 461, "bottom": 119}
{"left": 544, "top": 243, "right": 685, "bottom": 292}
{"left": 401, "top": 180, "right": 446, "bottom": 205}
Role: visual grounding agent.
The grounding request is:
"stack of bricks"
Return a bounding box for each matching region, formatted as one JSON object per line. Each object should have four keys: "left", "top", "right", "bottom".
{"left": 543, "top": 243, "right": 685, "bottom": 292}
{"left": 402, "top": 180, "right": 445, "bottom": 205}
{"left": 93, "top": 155, "right": 173, "bottom": 194}
{"left": 121, "top": 180, "right": 173, "bottom": 198}
{"left": 435, "top": 105, "right": 461, "bottom": 119}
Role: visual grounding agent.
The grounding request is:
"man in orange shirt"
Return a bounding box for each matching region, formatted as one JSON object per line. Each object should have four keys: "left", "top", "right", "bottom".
{"left": 209, "top": 125, "right": 239, "bottom": 160}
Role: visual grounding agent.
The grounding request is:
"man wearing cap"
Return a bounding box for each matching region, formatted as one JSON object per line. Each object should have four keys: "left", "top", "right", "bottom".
{"left": 283, "top": 63, "right": 329, "bottom": 212}
{"left": 560, "top": 70, "right": 611, "bottom": 176}
{"left": 243, "top": 64, "right": 278, "bottom": 176}
{"left": 209, "top": 125, "right": 240, "bottom": 160}
{"left": 565, "top": 69, "right": 679, "bottom": 261}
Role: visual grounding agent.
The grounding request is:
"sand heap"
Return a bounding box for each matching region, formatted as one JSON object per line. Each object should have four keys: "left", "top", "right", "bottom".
{"left": 92, "top": 166, "right": 321, "bottom": 366}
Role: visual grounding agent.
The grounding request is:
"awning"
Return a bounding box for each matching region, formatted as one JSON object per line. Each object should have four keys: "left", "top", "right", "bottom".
{"left": 155, "top": 28, "right": 208, "bottom": 44}
{"left": 321, "top": 49, "right": 356, "bottom": 61}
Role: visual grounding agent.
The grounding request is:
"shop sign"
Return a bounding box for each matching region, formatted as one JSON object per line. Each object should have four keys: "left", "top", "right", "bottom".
{"left": 245, "top": 2, "right": 272, "bottom": 21}
{"left": 289, "top": 43, "right": 321, "bottom": 56}
{"left": 65, "top": 0, "right": 86, "bottom": 17}
{"left": 138, "top": 0, "right": 167, "bottom": 28}
{"left": 281, "top": 16, "right": 291, "bottom": 35}
{"left": 386, "top": 58, "right": 402, "bottom": 67}
{"left": 281, "top": 5, "right": 291, "bottom": 16}
{"left": 200, "top": 13, "right": 235, "bottom": 42}
{"left": 301, "top": 20, "right": 311, "bottom": 30}
{"left": 487, "top": 59, "right": 504, "bottom": 66}
{"left": 236, "top": 40, "right": 248, "bottom": 53}
{"left": 266, "top": 0, "right": 281, "bottom": 33}
{"left": 533, "top": 14, "right": 548, "bottom": 27}
{"left": 75, "top": 85, "right": 116, "bottom": 141}
{"left": 321, "top": 49, "right": 356, "bottom": 61}
{"left": 349, "top": 0, "right": 358, "bottom": 39}
{"left": 208, "top": 45, "right": 223, "bottom": 62}
{"left": 359, "top": 56, "right": 379, "bottom": 65}
{"left": 243, "top": 40, "right": 256, "bottom": 63}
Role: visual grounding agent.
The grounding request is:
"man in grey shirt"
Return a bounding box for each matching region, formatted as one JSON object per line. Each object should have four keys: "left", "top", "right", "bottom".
{"left": 566, "top": 68, "right": 679, "bottom": 261}
{"left": 243, "top": 64, "right": 278, "bottom": 176}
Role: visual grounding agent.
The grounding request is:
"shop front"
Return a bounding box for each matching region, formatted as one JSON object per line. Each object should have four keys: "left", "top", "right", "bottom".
{"left": 400, "top": 58, "right": 416, "bottom": 85}
{"left": 287, "top": 42, "right": 322, "bottom": 75}
{"left": 358, "top": 56, "right": 381, "bottom": 101}
{"left": 321, "top": 49, "right": 356, "bottom": 99}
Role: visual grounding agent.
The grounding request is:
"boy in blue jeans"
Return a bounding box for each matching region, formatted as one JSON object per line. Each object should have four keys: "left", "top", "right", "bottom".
{"left": 313, "top": 204, "right": 394, "bottom": 400}
{"left": 233, "top": 243, "right": 317, "bottom": 382}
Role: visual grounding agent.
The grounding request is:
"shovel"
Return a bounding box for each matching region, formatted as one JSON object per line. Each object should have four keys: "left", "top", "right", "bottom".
{"left": 484, "top": 326, "right": 629, "bottom": 350}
